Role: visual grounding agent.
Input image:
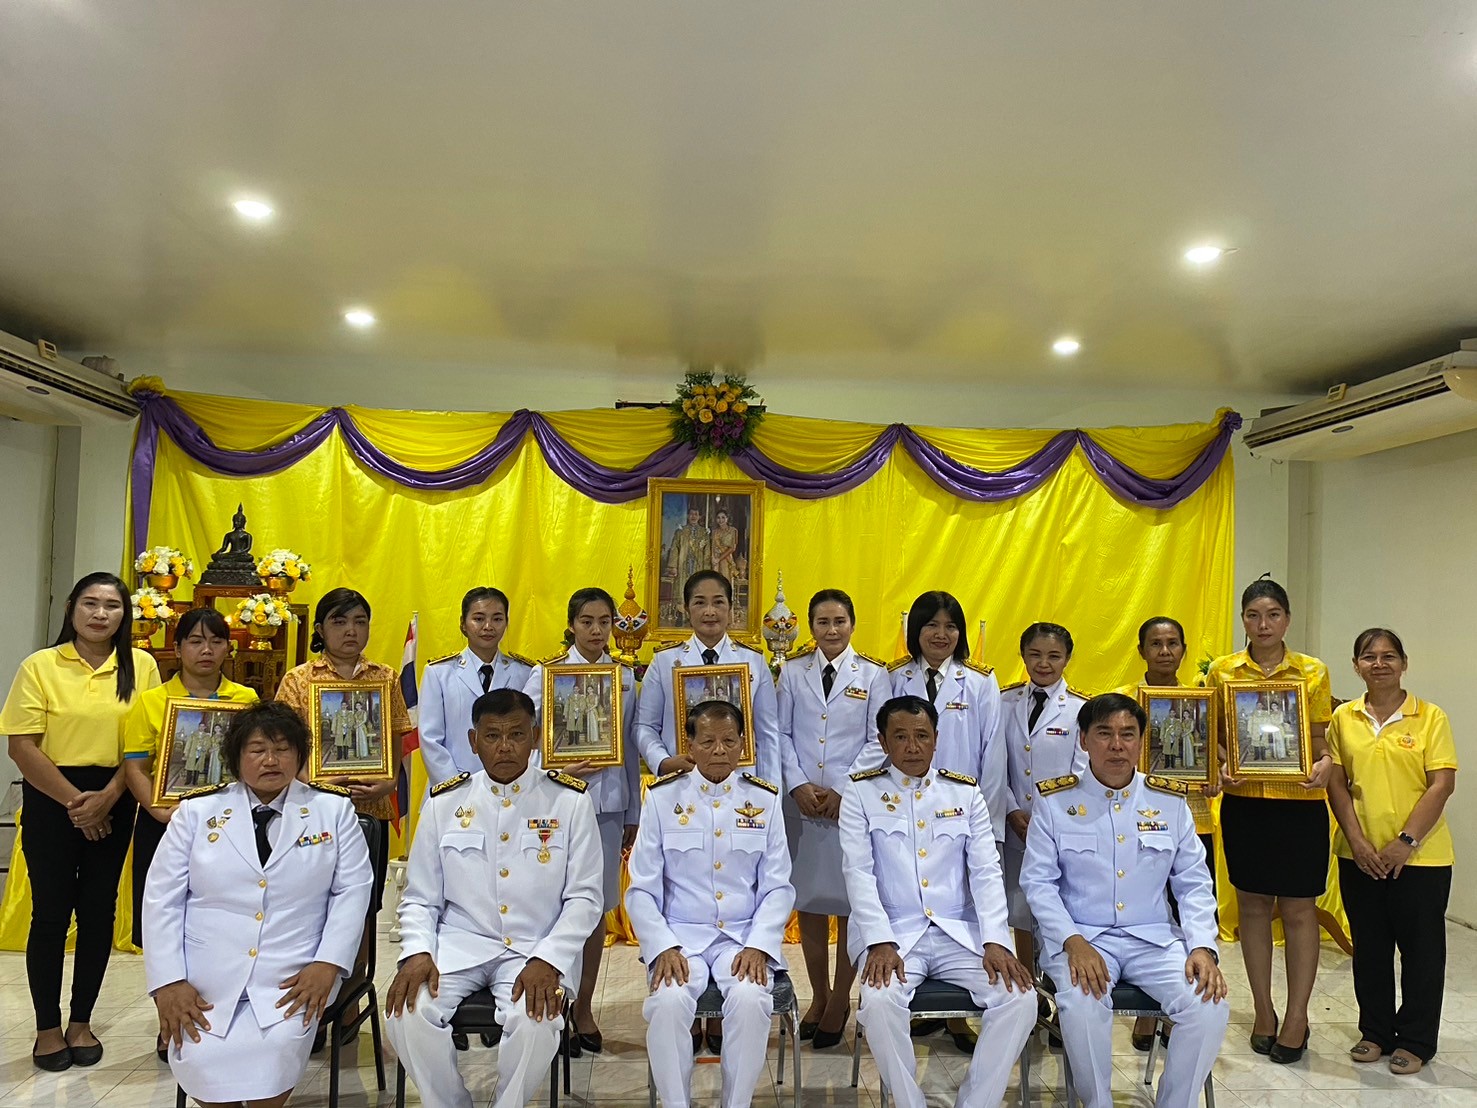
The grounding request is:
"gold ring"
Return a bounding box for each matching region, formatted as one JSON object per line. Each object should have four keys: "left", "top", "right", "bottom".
{"left": 554, "top": 987, "right": 565, "bottom": 997}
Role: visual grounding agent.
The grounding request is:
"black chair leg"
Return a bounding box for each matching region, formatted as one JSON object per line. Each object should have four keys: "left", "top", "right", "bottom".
{"left": 395, "top": 1060, "right": 407, "bottom": 1108}
{"left": 549, "top": 1044, "right": 559, "bottom": 1108}
{"left": 562, "top": 1019, "right": 572, "bottom": 1093}
{"left": 368, "top": 986, "right": 386, "bottom": 1091}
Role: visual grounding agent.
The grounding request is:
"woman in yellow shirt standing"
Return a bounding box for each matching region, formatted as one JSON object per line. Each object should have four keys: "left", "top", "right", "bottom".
{"left": 1204, "top": 578, "right": 1333, "bottom": 1065}
{"left": 0, "top": 572, "right": 161, "bottom": 1071}
{"left": 1326, "top": 629, "right": 1457, "bottom": 1077}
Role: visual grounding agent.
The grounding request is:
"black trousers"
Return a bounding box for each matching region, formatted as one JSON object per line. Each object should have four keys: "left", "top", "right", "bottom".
{"left": 130, "top": 811, "right": 169, "bottom": 948}
{"left": 1338, "top": 857, "right": 1452, "bottom": 1060}
{"left": 20, "top": 768, "right": 137, "bottom": 1030}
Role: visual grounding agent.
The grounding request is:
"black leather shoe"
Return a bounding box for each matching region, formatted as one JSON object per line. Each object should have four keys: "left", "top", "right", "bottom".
{"left": 567, "top": 1035, "right": 582, "bottom": 1059}
{"left": 948, "top": 1023, "right": 978, "bottom": 1054}
{"left": 32, "top": 1044, "right": 71, "bottom": 1072}
{"left": 798, "top": 1021, "right": 819, "bottom": 1042}
{"left": 156, "top": 1034, "right": 169, "bottom": 1062}
{"left": 452, "top": 1031, "right": 470, "bottom": 1052}
{"left": 692, "top": 1029, "right": 704, "bottom": 1055}
{"left": 312, "top": 1026, "right": 327, "bottom": 1054}
{"left": 1250, "top": 1015, "right": 1279, "bottom": 1056}
{"left": 910, "top": 1018, "right": 944, "bottom": 1037}
{"left": 1268, "top": 1030, "right": 1310, "bottom": 1065}
{"left": 68, "top": 1037, "right": 103, "bottom": 1067}
{"left": 577, "top": 1031, "right": 603, "bottom": 1054}
{"left": 811, "top": 1006, "right": 850, "bottom": 1050}
{"left": 705, "top": 1032, "right": 723, "bottom": 1055}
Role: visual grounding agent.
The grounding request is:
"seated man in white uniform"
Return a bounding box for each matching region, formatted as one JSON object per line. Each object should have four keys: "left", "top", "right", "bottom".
{"left": 1020, "top": 693, "right": 1228, "bottom": 1108}
{"left": 386, "top": 688, "right": 603, "bottom": 1108}
{"left": 626, "top": 700, "right": 795, "bottom": 1108}
{"left": 840, "top": 694, "right": 1036, "bottom": 1108}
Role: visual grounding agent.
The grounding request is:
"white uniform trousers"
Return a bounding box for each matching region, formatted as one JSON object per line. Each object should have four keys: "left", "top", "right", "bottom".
{"left": 857, "top": 925, "right": 1036, "bottom": 1108}
{"left": 386, "top": 949, "right": 566, "bottom": 1108}
{"left": 1042, "top": 932, "right": 1229, "bottom": 1108}
{"left": 643, "top": 936, "right": 774, "bottom": 1108}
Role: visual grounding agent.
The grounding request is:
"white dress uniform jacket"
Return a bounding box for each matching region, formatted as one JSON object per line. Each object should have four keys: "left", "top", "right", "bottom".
{"left": 839, "top": 764, "right": 1035, "bottom": 1108}
{"left": 626, "top": 768, "right": 794, "bottom": 1108}
{"left": 419, "top": 648, "right": 535, "bottom": 783}
{"left": 635, "top": 634, "right": 780, "bottom": 786}
{"left": 890, "top": 658, "right": 1007, "bottom": 842}
{"left": 143, "top": 779, "right": 373, "bottom": 1101}
{"left": 1021, "top": 770, "right": 1226, "bottom": 1108}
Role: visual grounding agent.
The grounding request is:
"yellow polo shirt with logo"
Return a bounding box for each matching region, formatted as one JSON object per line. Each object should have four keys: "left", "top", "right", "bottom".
{"left": 1203, "top": 647, "right": 1332, "bottom": 801}
{"left": 0, "top": 644, "right": 161, "bottom": 766}
{"left": 122, "top": 674, "right": 260, "bottom": 761}
{"left": 1327, "top": 693, "right": 1458, "bottom": 867}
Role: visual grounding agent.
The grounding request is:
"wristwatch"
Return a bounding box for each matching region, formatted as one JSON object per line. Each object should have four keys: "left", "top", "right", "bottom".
{"left": 1398, "top": 831, "right": 1420, "bottom": 848}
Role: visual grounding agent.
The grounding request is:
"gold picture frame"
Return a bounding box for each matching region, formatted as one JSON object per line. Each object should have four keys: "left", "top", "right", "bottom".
{"left": 1223, "top": 680, "right": 1311, "bottom": 780}
{"left": 309, "top": 680, "right": 394, "bottom": 780}
{"left": 153, "top": 698, "right": 250, "bottom": 806}
{"left": 1136, "top": 686, "right": 1217, "bottom": 788}
{"left": 541, "top": 664, "right": 624, "bottom": 770}
{"left": 673, "top": 664, "right": 756, "bottom": 767}
{"left": 647, "top": 477, "right": 764, "bottom": 644}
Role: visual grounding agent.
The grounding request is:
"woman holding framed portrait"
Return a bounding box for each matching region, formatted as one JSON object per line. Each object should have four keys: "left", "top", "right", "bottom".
{"left": 1326, "top": 629, "right": 1458, "bottom": 1076}
{"left": 1204, "top": 577, "right": 1333, "bottom": 1065}
{"left": 522, "top": 586, "right": 641, "bottom": 1058}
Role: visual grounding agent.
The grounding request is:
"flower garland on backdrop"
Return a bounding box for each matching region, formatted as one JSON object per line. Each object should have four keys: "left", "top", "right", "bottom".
{"left": 670, "top": 371, "right": 763, "bottom": 456}
{"left": 125, "top": 378, "right": 1241, "bottom": 555}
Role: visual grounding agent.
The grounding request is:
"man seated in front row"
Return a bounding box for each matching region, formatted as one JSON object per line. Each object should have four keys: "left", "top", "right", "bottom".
{"left": 625, "top": 700, "right": 795, "bottom": 1108}
{"left": 840, "top": 695, "right": 1036, "bottom": 1108}
{"left": 1021, "top": 693, "right": 1228, "bottom": 1108}
{"left": 386, "top": 688, "right": 603, "bottom": 1108}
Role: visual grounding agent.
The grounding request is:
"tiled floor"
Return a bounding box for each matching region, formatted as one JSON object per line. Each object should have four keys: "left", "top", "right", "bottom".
{"left": 1, "top": 918, "right": 1475, "bottom": 1107}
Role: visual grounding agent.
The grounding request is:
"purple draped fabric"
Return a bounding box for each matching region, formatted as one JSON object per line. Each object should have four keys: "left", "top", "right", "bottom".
{"left": 129, "top": 391, "right": 1240, "bottom": 553}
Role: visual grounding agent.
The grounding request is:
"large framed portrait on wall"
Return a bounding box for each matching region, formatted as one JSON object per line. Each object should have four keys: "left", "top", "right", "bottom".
{"left": 309, "top": 681, "right": 394, "bottom": 780}
{"left": 673, "top": 664, "right": 756, "bottom": 767}
{"left": 1136, "top": 686, "right": 1217, "bottom": 787}
{"left": 1223, "top": 680, "right": 1311, "bottom": 780}
{"left": 541, "top": 664, "right": 624, "bottom": 770}
{"left": 646, "top": 478, "right": 764, "bottom": 643}
{"left": 153, "top": 698, "right": 250, "bottom": 805}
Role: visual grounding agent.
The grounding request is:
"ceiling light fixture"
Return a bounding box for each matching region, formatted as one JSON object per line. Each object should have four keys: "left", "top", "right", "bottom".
{"left": 343, "top": 308, "right": 376, "bottom": 329}
{"left": 1052, "top": 337, "right": 1081, "bottom": 356}
{"left": 232, "top": 198, "right": 274, "bottom": 222}
{"left": 1184, "top": 245, "right": 1225, "bottom": 264}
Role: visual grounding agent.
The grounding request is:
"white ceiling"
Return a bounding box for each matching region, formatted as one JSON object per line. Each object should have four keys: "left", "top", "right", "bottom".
{"left": 2, "top": 1, "right": 1476, "bottom": 394}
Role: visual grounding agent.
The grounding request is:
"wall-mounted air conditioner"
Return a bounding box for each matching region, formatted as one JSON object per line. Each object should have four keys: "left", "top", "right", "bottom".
{"left": 1245, "top": 340, "right": 1477, "bottom": 461}
{"left": 0, "top": 330, "right": 138, "bottom": 425}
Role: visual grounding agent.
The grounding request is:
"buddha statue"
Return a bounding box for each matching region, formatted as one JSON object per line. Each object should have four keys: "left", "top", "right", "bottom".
{"left": 199, "top": 504, "right": 264, "bottom": 585}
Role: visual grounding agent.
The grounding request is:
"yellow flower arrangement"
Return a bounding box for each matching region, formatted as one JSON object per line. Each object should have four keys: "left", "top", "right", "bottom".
{"left": 130, "top": 586, "right": 178, "bottom": 625}
{"left": 670, "top": 370, "right": 764, "bottom": 456}
{"left": 256, "top": 549, "right": 313, "bottom": 582}
{"left": 230, "top": 593, "right": 298, "bottom": 630}
{"left": 133, "top": 546, "right": 194, "bottom": 579}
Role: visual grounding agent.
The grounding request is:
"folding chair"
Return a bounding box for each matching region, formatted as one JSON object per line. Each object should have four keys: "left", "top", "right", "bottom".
{"left": 646, "top": 969, "right": 801, "bottom": 1108}
{"left": 849, "top": 978, "right": 991, "bottom": 1108}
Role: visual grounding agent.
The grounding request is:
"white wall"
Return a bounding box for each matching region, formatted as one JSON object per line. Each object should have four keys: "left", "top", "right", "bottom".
{"left": 1303, "top": 429, "right": 1477, "bottom": 925}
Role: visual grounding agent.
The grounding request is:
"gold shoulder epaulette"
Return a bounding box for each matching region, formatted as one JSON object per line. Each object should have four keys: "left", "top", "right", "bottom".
{"left": 1035, "top": 774, "right": 1079, "bottom": 796}
{"left": 648, "top": 769, "right": 688, "bottom": 788}
{"left": 849, "top": 766, "right": 887, "bottom": 781}
{"left": 548, "top": 769, "right": 588, "bottom": 792}
{"left": 733, "top": 639, "right": 765, "bottom": 655}
{"left": 938, "top": 768, "right": 978, "bottom": 786}
{"left": 742, "top": 772, "right": 779, "bottom": 794}
{"left": 310, "top": 781, "right": 352, "bottom": 797}
{"left": 1145, "top": 774, "right": 1189, "bottom": 796}
{"left": 887, "top": 654, "right": 913, "bottom": 672}
{"left": 854, "top": 650, "right": 887, "bottom": 668}
{"left": 1068, "top": 685, "right": 1095, "bottom": 701}
{"left": 428, "top": 651, "right": 460, "bottom": 666}
{"left": 789, "top": 642, "right": 816, "bottom": 659}
{"left": 963, "top": 658, "right": 994, "bottom": 677}
{"left": 999, "top": 679, "right": 1026, "bottom": 693}
{"left": 654, "top": 640, "right": 684, "bottom": 653}
{"left": 538, "top": 648, "right": 570, "bottom": 666}
{"left": 430, "top": 772, "right": 471, "bottom": 796}
{"left": 504, "top": 651, "right": 536, "bottom": 668}
{"left": 181, "top": 782, "right": 228, "bottom": 799}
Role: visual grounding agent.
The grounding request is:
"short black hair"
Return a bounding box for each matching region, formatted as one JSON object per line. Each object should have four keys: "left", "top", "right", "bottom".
{"left": 1019, "top": 621, "right": 1074, "bottom": 657}
{"left": 1353, "top": 627, "right": 1407, "bottom": 662}
{"left": 1240, "top": 575, "right": 1290, "bottom": 615}
{"left": 876, "top": 694, "right": 939, "bottom": 735}
{"left": 1077, "top": 693, "right": 1146, "bottom": 734}
{"left": 461, "top": 586, "right": 510, "bottom": 622}
{"left": 1136, "top": 616, "right": 1186, "bottom": 649}
{"left": 683, "top": 570, "right": 732, "bottom": 606}
{"left": 906, "top": 591, "right": 970, "bottom": 663}
{"left": 176, "top": 606, "right": 232, "bottom": 643}
{"left": 685, "top": 699, "right": 745, "bottom": 738}
{"left": 807, "top": 588, "right": 856, "bottom": 625}
{"left": 311, "top": 588, "right": 371, "bottom": 652}
{"left": 222, "top": 701, "right": 310, "bottom": 779}
{"left": 471, "top": 687, "right": 535, "bottom": 727}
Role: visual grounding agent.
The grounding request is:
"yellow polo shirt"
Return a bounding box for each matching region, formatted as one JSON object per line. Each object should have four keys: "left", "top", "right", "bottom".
{"left": 0, "top": 644, "right": 161, "bottom": 766}
{"left": 1204, "top": 647, "right": 1331, "bottom": 801}
{"left": 1328, "top": 693, "right": 1458, "bottom": 867}
{"left": 122, "top": 675, "right": 260, "bottom": 761}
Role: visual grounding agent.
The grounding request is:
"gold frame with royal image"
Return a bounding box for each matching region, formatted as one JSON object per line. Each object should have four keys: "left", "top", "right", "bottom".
{"left": 1222, "top": 679, "right": 1312, "bottom": 781}
{"left": 672, "top": 663, "right": 756, "bottom": 767}
{"left": 646, "top": 477, "right": 764, "bottom": 644}
{"left": 540, "top": 663, "right": 624, "bottom": 770}
{"left": 309, "top": 679, "right": 394, "bottom": 781}
{"left": 153, "top": 698, "right": 250, "bottom": 806}
{"left": 1135, "top": 685, "right": 1218, "bottom": 788}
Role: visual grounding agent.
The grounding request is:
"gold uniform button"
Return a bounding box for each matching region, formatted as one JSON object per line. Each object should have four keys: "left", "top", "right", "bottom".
{"left": 504, "top": 937, "right": 513, "bottom": 946}
{"left": 818, "top": 738, "right": 825, "bottom": 744}
{"left": 917, "top": 820, "right": 926, "bottom": 829}
{"left": 502, "top": 799, "right": 511, "bottom": 808}
{"left": 255, "top": 912, "right": 264, "bottom": 921}
{"left": 715, "top": 892, "right": 724, "bottom": 900}
{"left": 914, "top": 791, "right": 922, "bottom": 800}
{"left": 820, "top": 714, "right": 827, "bottom": 721}
{"left": 1116, "top": 902, "right": 1125, "bottom": 911}
{"left": 713, "top": 800, "right": 721, "bottom": 808}
{"left": 248, "top": 948, "right": 257, "bottom": 957}
{"left": 1024, "top": 744, "right": 1032, "bottom": 753}
{"left": 1117, "top": 834, "right": 1126, "bottom": 843}
{"left": 901, "top": 777, "right": 911, "bottom": 786}
{"left": 714, "top": 830, "right": 723, "bottom": 838}
{"left": 1117, "top": 869, "right": 1126, "bottom": 878}
{"left": 924, "top": 908, "right": 933, "bottom": 917}
{"left": 714, "top": 862, "right": 722, "bottom": 870}
{"left": 716, "top": 921, "right": 725, "bottom": 929}
{"left": 500, "top": 905, "right": 508, "bottom": 914}
{"left": 499, "top": 868, "right": 509, "bottom": 878}
{"left": 1114, "top": 804, "right": 1121, "bottom": 812}
{"left": 921, "top": 879, "right": 929, "bottom": 888}
{"left": 259, "top": 879, "right": 267, "bottom": 888}
{"left": 918, "top": 848, "right": 927, "bottom": 858}
{"left": 1025, "top": 769, "right": 1032, "bottom": 776}
{"left": 817, "top": 762, "right": 824, "bottom": 769}
{"left": 500, "top": 832, "right": 510, "bottom": 842}
{"left": 512, "top": 783, "right": 520, "bottom": 793}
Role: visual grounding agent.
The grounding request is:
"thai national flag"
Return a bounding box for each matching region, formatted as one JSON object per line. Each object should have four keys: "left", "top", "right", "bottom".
{"left": 393, "top": 613, "right": 420, "bottom": 834}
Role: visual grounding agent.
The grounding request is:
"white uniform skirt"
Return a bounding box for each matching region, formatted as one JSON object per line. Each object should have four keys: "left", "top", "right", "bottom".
{"left": 596, "top": 811, "right": 623, "bottom": 913}
{"left": 782, "top": 796, "right": 849, "bottom": 915}
{"left": 168, "top": 997, "right": 319, "bottom": 1101}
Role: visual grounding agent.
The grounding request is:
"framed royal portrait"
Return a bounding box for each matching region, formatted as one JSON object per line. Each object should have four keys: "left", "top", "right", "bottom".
{"left": 1136, "top": 686, "right": 1217, "bottom": 787}
{"left": 153, "top": 698, "right": 250, "bottom": 806}
{"left": 673, "top": 664, "right": 756, "bottom": 766}
{"left": 309, "top": 680, "right": 393, "bottom": 780}
{"left": 1223, "top": 680, "right": 1312, "bottom": 780}
{"left": 647, "top": 477, "right": 764, "bottom": 644}
{"left": 541, "top": 664, "right": 624, "bottom": 770}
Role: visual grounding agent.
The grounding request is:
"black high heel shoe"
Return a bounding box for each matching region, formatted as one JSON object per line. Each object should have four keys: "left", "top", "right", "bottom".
{"left": 1268, "top": 1028, "right": 1310, "bottom": 1065}
{"left": 811, "top": 1005, "right": 850, "bottom": 1050}
{"left": 1250, "top": 1014, "right": 1279, "bottom": 1055}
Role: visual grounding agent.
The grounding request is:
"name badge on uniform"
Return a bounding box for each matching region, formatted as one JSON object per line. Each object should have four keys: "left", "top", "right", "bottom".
{"left": 735, "top": 817, "right": 765, "bottom": 829}
{"left": 844, "top": 686, "right": 869, "bottom": 700}
{"left": 945, "top": 701, "right": 967, "bottom": 711}
{"left": 1045, "top": 727, "right": 1069, "bottom": 736}
{"left": 1137, "top": 820, "right": 1169, "bottom": 832}
{"left": 934, "top": 807, "right": 964, "bottom": 819}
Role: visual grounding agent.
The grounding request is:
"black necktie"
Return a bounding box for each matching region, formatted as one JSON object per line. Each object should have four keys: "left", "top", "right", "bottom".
{"left": 926, "top": 668, "right": 940, "bottom": 703}
{"left": 252, "top": 805, "right": 276, "bottom": 866}
{"left": 479, "top": 663, "right": 494, "bottom": 694}
{"left": 702, "top": 648, "right": 718, "bottom": 666}
{"left": 1028, "top": 687, "right": 1048, "bottom": 731}
{"left": 821, "top": 663, "right": 836, "bottom": 699}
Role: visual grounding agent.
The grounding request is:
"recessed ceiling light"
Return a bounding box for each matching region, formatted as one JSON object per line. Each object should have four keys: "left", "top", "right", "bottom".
{"left": 1184, "top": 245, "right": 1225, "bottom": 264}
{"left": 343, "top": 308, "right": 376, "bottom": 328}
{"left": 1052, "top": 337, "right": 1081, "bottom": 356}
{"left": 232, "top": 198, "right": 274, "bottom": 222}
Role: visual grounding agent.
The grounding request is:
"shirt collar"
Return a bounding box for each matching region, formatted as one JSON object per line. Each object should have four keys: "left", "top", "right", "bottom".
{"left": 1230, "top": 646, "right": 1298, "bottom": 679}
{"left": 1030, "top": 676, "right": 1066, "bottom": 699}
{"left": 312, "top": 653, "right": 368, "bottom": 679}
{"left": 164, "top": 673, "right": 224, "bottom": 700}
{"left": 689, "top": 634, "right": 730, "bottom": 657}
{"left": 245, "top": 786, "right": 291, "bottom": 816}
{"left": 1350, "top": 691, "right": 1420, "bottom": 719}
{"left": 57, "top": 641, "right": 118, "bottom": 673}
{"left": 887, "top": 765, "right": 933, "bottom": 789}
{"left": 487, "top": 761, "right": 544, "bottom": 796}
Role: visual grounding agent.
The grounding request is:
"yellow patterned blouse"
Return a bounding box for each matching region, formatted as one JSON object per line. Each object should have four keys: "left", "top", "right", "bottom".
{"left": 1203, "top": 647, "right": 1332, "bottom": 801}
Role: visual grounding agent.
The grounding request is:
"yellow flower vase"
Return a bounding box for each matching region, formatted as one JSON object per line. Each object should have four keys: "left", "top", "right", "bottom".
{"left": 247, "top": 623, "right": 278, "bottom": 651}
{"left": 132, "top": 619, "right": 160, "bottom": 649}
{"left": 146, "top": 573, "right": 178, "bottom": 593}
{"left": 264, "top": 575, "right": 296, "bottom": 595}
